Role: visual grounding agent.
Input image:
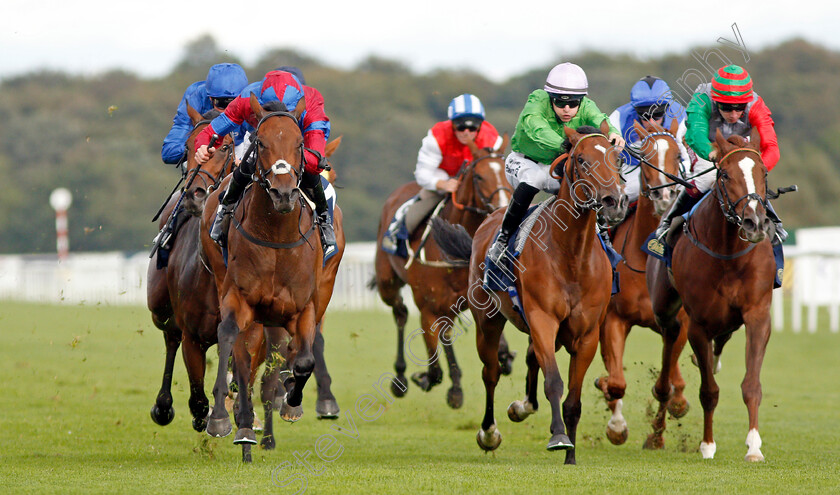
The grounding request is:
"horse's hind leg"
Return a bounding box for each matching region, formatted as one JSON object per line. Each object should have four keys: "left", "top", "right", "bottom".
{"left": 595, "top": 312, "right": 631, "bottom": 445}
{"left": 475, "top": 312, "right": 505, "bottom": 451}
{"left": 313, "top": 323, "right": 340, "bottom": 419}
{"left": 440, "top": 329, "right": 463, "bottom": 409}
{"left": 150, "top": 325, "right": 181, "bottom": 426}
{"left": 375, "top": 266, "right": 410, "bottom": 397}
{"left": 260, "top": 325, "right": 284, "bottom": 450}
{"left": 562, "top": 326, "right": 600, "bottom": 465}
{"left": 410, "top": 309, "right": 445, "bottom": 393}
{"left": 666, "top": 311, "right": 690, "bottom": 419}
{"left": 497, "top": 333, "right": 516, "bottom": 376}
{"left": 741, "top": 308, "right": 771, "bottom": 462}
{"left": 507, "top": 339, "right": 538, "bottom": 423}
{"left": 181, "top": 332, "right": 209, "bottom": 432}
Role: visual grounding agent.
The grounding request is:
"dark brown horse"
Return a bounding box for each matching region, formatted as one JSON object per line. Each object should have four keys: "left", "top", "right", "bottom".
{"left": 435, "top": 122, "right": 627, "bottom": 464}
{"left": 372, "top": 136, "right": 514, "bottom": 408}
{"left": 647, "top": 128, "right": 776, "bottom": 461}
{"left": 201, "top": 95, "right": 345, "bottom": 462}
{"left": 594, "top": 119, "right": 691, "bottom": 446}
{"left": 148, "top": 105, "right": 240, "bottom": 432}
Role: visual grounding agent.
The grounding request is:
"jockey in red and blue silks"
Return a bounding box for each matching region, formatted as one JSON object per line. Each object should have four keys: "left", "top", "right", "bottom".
{"left": 161, "top": 63, "right": 248, "bottom": 166}
{"left": 608, "top": 76, "right": 690, "bottom": 203}
{"left": 194, "top": 69, "right": 336, "bottom": 256}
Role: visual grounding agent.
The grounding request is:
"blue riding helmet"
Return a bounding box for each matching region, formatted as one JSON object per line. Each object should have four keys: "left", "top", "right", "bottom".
{"left": 276, "top": 65, "right": 306, "bottom": 85}
{"left": 205, "top": 63, "right": 249, "bottom": 98}
{"left": 447, "top": 93, "right": 485, "bottom": 121}
{"left": 630, "top": 76, "right": 671, "bottom": 108}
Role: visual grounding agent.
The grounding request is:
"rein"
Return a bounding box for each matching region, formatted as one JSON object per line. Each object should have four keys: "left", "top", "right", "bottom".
{"left": 450, "top": 152, "right": 512, "bottom": 215}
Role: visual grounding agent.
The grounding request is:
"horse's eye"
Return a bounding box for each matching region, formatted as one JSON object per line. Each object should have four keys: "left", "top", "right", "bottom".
{"left": 720, "top": 171, "right": 729, "bottom": 181}
{"left": 577, "top": 156, "right": 586, "bottom": 164}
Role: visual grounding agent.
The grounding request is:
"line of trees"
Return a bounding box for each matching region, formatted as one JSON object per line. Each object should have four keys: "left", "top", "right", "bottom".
{"left": 0, "top": 36, "right": 836, "bottom": 254}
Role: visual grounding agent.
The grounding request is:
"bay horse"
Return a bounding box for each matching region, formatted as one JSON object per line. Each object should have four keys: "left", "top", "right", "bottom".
{"left": 647, "top": 128, "right": 776, "bottom": 461}
{"left": 434, "top": 122, "right": 627, "bottom": 464}
{"left": 372, "top": 136, "right": 515, "bottom": 409}
{"left": 148, "top": 105, "right": 240, "bottom": 432}
{"left": 594, "top": 119, "right": 692, "bottom": 446}
{"left": 200, "top": 94, "right": 345, "bottom": 462}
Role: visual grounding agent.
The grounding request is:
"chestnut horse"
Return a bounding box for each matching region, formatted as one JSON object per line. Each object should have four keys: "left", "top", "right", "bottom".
{"left": 594, "top": 119, "right": 692, "bottom": 446}
{"left": 372, "top": 136, "right": 514, "bottom": 408}
{"left": 434, "top": 123, "right": 627, "bottom": 464}
{"left": 647, "top": 128, "right": 777, "bottom": 461}
{"left": 201, "top": 95, "right": 345, "bottom": 462}
{"left": 148, "top": 105, "right": 240, "bottom": 432}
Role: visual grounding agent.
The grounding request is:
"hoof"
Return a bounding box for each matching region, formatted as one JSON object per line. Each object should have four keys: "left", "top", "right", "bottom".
{"left": 506, "top": 400, "right": 535, "bottom": 423}
{"left": 745, "top": 451, "right": 765, "bottom": 462}
{"left": 192, "top": 414, "right": 208, "bottom": 433}
{"left": 150, "top": 404, "right": 175, "bottom": 426}
{"left": 606, "top": 425, "right": 628, "bottom": 445}
{"left": 206, "top": 415, "right": 232, "bottom": 438}
{"left": 410, "top": 371, "right": 441, "bottom": 392}
{"left": 446, "top": 387, "right": 464, "bottom": 409}
{"left": 280, "top": 394, "right": 304, "bottom": 423}
{"left": 233, "top": 428, "right": 257, "bottom": 445}
{"left": 547, "top": 433, "right": 574, "bottom": 451}
{"left": 667, "top": 398, "right": 690, "bottom": 418}
{"left": 316, "top": 398, "right": 340, "bottom": 419}
{"left": 391, "top": 375, "right": 408, "bottom": 398}
{"left": 261, "top": 434, "right": 276, "bottom": 450}
{"left": 643, "top": 433, "right": 664, "bottom": 450}
{"left": 476, "top": 425, "right": 502, "bottom": 451}
{"left": 498, "top": 350, "right": 516, "bottom": 376}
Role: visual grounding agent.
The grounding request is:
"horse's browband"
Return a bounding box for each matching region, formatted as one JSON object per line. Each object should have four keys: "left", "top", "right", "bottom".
{"left": 718, "top": 147, "right": 762, "bottom": 164}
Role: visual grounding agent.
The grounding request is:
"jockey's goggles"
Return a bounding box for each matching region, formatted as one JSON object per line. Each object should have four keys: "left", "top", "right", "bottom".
{"left": 211, "top": 97, "right": 236, "bottom": 109}
{"left": 635, "top": 104, "right": 666, "bottom": 120}
{"left": 453, "top": 116, "right": 481, "bottom": 132}
{"left": 551, "top": 95, "right": 582, "bottom": 109}
{"left": 717, "top": 102, "right": 747, "bottom": 112}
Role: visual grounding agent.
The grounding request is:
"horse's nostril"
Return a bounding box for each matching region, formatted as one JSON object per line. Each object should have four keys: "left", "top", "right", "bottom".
{"left": 743, "top": 218, "right": 757, "bottom": 232}
{"left": 602, "top": 196, "right": 616, "bottom": 209}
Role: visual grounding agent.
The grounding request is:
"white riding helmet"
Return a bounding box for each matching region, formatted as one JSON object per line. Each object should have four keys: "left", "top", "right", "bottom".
{"left": 544, "top": 63, "right": 588, "bottom": 95}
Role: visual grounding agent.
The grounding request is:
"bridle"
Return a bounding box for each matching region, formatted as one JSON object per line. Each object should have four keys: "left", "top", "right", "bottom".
{"left": 634, "top": 131, "right": 688, "bottom": 198}
{"left": 185, "top": 119, "right": 235, "bottom": 193}
{"left": 250, "top": 110, "right": 306, "bottom": 193}
{"left": 713, "top": 147, "right": 768, "bottom": 230}
{"left": 451, "top": 151, "right": 512, "bottom": 215}
{"left": 551, "top": 133, "right": 623, "bottom": 212}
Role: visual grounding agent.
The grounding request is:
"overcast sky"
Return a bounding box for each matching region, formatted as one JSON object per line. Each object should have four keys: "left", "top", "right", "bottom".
{"left": 3, "top": 0, "right": 838, "bottom": 82}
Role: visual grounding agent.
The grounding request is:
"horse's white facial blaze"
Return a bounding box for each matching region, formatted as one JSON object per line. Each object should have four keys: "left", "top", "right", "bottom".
{"left": 700, "top": 441, "right": 717, "bottom": 459}
{"left": 655, "top": 138, "right": 670, "bottom": 186}
{"left": 488, "top": 161, "right": 509, "bottom": 206}
{"left": 594, "top": 144, "right": 607, "bottom": 155}
{"left": 738, "top": 157, "right": 758, "bottom": 211}
{"left": 271, "top": 159, "right": 293, "bottom": 175}
{"left": 607, "top": 398, "right": 626, "bottom": 433}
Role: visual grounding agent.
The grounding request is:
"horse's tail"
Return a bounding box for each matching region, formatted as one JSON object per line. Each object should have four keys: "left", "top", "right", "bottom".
{"left": 431, "top": 217, "right": 473, "bottom": 262}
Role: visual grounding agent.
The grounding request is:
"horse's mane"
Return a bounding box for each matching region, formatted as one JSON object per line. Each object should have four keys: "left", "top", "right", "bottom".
{"left": 202, "top": 108, "right": 221, "bottom": 120}
{"left": 262, "top": 101, "right": 288, "bottom": 112}
{"left": 726, "top": 135, "right": 748, "bottom": 146}
{"left": 561, "top": 125, "right": 600, "bottom": 153}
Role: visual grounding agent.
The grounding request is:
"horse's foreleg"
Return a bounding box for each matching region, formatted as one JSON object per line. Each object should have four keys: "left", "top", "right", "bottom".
{"left": 529, "top": 311, "right": 570, "bottom": 452}
{"left": 181, "top": 332, "right": 209, "bottom": 432}
{"left": 562, "top": 326, "right": 600, "bottom": 465}
{"left": 475, "top": 312, "right": 505, "bottom": 451}
{"left": 207, "top": 297, "right": 252, "bottom": 439}
{"left": 231, "top": 329, "right": 257, "bottom": 447}
{"left": 260, "top": 325, "right": 285, "bottom": 450}
{"left": 596, "top": 312, "right": 630, "bottom": 445}
{"left": 150, "top": 327, "right": 181, "bottom": 426}
{"left": 507, "top": 339, "right": 538, "bottom": 423}
{"left": 313, "top": 324, "right": 340, "bottom": 419}
{"left": 282, "top": 303, "right": 317, "bottom": 422}
{"left": 687, "top": 322, "right": 720, "bottom": 459}
{"left": 742, "top": 308, "right": 771, "bottom": 462}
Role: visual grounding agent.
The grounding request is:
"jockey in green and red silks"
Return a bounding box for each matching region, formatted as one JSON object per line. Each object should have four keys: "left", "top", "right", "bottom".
{"left": 655, "top": 64, "right": 785, "bottom": 244}
{"left": 195, "top": 69, "right": 336, "bottom": 256}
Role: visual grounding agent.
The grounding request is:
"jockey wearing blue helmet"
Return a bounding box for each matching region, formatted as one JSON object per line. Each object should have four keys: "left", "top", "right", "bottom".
{"left": 608, "top": 76, "right": 689, "bottom": 202}
{"left": 161, "top": 63, "right": 249, "bottom": 165}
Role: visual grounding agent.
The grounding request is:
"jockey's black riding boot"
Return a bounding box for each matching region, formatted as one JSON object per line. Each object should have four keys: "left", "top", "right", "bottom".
{"left": 765, "top": 201, "right": 788, "bottom": 245}
{"left": 209, "top": 157, "right": 253, "bottom": 246}
{"left": 654, "top": 189, "right": 700, "bottom": 242}
{"left": 487, "top": 183, "right": 539, "bottom": 265}
{"left": 301, "top": 171, "right": 337, "bottom": 257}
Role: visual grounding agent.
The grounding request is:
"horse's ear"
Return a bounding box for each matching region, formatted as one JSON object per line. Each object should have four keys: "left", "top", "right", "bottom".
{"left": 465, "top": 136, "right": 480, "bottom": 156}
{"left": 563, "top": 125, "right": 579, "bottom": 144}
{"left": 599, "top": 119, "right": 611, "bottom": 136}
{"left": 249, "top": 93, "right": 264, "bottom": 120}
{"left": 499, "top": 132, "right": 510, "bottom": 153}
{"left": 187, "top": 103, "right": 202, "bottom": 126}
{"left": 714, "top": 128, "right": 732, "bottom": 156}
{"left": 325, "top": 135, "right": 342, "bottom": 158}
{"left": 669, "top": 118, "right": 679, "bottom": 136}
{"left": 292, "top": 96, "right": 306, "bottom": 120}
{"left": 748, "top": 126, "right": 761, "bottom": 151}
{"left": 633, "top": 121, "right": 649, "bottom": 139}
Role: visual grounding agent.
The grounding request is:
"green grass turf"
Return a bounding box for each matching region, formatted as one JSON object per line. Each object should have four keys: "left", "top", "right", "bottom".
{"left": 1, "top": 301, "right": 838, "bottom": 494}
